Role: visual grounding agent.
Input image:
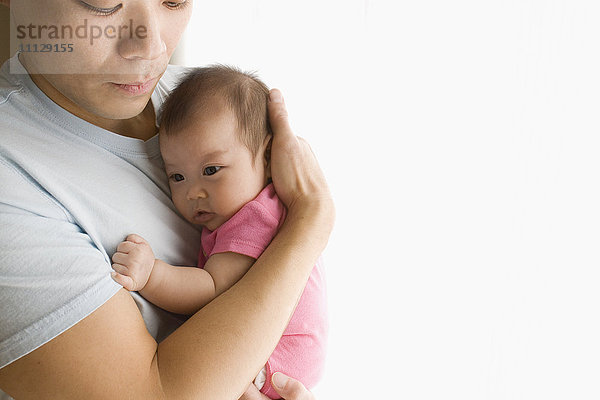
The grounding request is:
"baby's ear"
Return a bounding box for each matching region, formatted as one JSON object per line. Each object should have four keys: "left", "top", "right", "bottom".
{"left": 263, "top": 135, "right": 273, "bottom": 177}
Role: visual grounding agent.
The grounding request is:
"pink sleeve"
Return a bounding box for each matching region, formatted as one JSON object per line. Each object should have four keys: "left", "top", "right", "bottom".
{"left": 209, "top": 197, "right": 283, "bottom": 260}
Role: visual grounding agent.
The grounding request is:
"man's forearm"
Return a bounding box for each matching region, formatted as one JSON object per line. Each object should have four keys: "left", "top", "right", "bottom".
{"left": 154, "top": 199, "right": 334, "bottom": 400}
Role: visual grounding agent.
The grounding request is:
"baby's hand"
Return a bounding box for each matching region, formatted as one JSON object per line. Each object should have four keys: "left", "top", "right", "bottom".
{"left": 111, "top": 234, "right": 156, "bottom": 292}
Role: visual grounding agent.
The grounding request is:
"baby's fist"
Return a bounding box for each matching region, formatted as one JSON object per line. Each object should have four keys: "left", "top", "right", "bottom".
{"left": 111, "top": 234, "right": 156, "bottom": 291}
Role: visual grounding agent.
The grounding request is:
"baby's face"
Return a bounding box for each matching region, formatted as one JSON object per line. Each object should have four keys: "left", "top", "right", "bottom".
{"left": 160, "top": 101, "right": 270, "bottom": 231}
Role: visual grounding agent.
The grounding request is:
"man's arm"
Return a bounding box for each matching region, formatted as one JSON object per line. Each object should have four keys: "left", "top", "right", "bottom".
{"left": 0, "top": 289, "right": 164, "bottom": 399}
{"left": 0, "top": 89, "right": 334, "bottom": 399}
{"left": 0, "top": 201, "right": 329, "bottom": 399}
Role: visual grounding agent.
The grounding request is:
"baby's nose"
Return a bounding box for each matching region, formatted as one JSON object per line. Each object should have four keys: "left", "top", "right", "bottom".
{"left": 187, "top": 187, "right": 208, "bottom": 200}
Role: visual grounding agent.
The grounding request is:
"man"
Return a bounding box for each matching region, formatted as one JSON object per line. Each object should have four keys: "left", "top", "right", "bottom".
{"left": 0, "top": 1, "right": 334, "bottom": 398}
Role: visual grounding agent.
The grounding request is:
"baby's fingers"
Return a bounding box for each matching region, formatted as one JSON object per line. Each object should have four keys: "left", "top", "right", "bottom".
{"left": 111, "top": 263, "right": 135, "bottom": 291}
{"left": 110, "top": 270, "right": 136, "bottom": 291}
{"left": 116, "top": 240, "right": 136, "bottom": 254}
{"left": 126, "top": 233, "right": 147, "bottom": 244}
{"left": 111, "top": 251, "right": 131, "bottom": 266}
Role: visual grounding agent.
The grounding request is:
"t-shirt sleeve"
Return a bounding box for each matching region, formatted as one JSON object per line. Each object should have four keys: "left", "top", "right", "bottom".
{"left": 0, "top": 159, "right": 121, "bottom": 369}
{"left": 210, "top": 199, "right": 283, "bottom": 260}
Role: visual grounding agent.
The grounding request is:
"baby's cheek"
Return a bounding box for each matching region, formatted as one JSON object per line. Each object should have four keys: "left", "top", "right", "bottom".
{"left": 171, "top": 193, "right": 188, "bottom": 217}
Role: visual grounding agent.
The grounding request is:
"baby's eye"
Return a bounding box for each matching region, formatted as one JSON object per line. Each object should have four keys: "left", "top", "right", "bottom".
{"left": 169, "top": 173, "right": 185, "bottom": 182}
{"left": 203, "top": 166, "right": 221, "bottom": 176}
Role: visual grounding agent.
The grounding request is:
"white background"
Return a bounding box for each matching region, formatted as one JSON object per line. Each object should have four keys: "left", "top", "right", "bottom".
{"left": 179, "top": 1, "right": 600, "bottom": 398}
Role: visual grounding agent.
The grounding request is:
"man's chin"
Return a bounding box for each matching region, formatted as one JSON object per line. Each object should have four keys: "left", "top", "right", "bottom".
{"left": 95, "top": 94, "right": 154, "bottom": 121}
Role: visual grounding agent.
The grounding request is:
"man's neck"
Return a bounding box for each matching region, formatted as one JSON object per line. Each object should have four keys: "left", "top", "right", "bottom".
{"left": 98, "top": 101, "right": 158, "bottom": 142}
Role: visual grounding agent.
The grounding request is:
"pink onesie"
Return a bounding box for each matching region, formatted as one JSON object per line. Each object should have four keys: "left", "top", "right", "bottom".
{"left": 198, "top": 183, "right": 328, "bottom": 398}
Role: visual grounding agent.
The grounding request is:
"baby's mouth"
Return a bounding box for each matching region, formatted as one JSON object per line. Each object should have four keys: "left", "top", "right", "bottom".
{"left": 193, "top": 210, "right": 215, "bottom": 224}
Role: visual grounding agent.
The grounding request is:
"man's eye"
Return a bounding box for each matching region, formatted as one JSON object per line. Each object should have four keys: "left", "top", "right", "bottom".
{"left": 164, "top": 0, "right": 189, "bottom": 10}
{"left": 170, "top": 173, "right": 185, "bottom": 182}
{"left": 203, "top": 166, "right": 221, "bottom": 176}
{"left": 80, "top": 1, "right": 123, "bottom": 16}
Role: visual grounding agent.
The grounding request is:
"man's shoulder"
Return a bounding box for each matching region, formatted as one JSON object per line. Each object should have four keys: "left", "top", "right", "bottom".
{"left": 160, "top": 64, "right": 195, "bottom": 91}
{"left": 153, "top": 64, "right": 194, "bottom": 124}
{"left": 0, "top": 78, "right": 24, "bottom": 108}
{"left": 0, "top": 54, "right": 31, "bottom": 107}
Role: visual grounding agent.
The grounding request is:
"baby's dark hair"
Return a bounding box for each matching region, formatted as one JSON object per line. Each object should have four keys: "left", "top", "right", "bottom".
{"left": 159, "top": 64, "right": 272, "bottom": 159}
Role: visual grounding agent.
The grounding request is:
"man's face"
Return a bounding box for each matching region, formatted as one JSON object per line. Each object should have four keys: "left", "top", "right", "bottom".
{"left": 10, "top": 0, "right": 192, "bottom": 120}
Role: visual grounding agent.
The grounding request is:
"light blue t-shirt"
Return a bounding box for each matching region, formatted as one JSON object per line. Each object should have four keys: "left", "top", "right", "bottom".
{"left": 0, "top": 53, "right": 202, "bottom": 394}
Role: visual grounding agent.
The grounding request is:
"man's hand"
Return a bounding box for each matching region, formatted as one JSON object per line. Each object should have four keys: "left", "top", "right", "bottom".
{"left": 238, "top": 373, "right": 316, "bottom": 400}
{"left": 111, "top": 234, "right": 156, "bottom": 291}
{"left": 267, "top": 89, "right": 333, "bottom": 216}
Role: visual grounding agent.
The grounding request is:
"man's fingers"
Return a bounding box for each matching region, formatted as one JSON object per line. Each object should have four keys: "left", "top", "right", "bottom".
{"left": 238, "top": 384, "right": 268, "bottom": 400}
{"left": 271, "top": 373, "right": 315, "bottom": 400}
{"left": 268, "top": 89, "right": 293, "bottom": 138}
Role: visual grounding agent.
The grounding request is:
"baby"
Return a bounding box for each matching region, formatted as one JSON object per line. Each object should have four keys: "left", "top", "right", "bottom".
{"left": 110, "top": 65, "right": 328, "bottom": 398}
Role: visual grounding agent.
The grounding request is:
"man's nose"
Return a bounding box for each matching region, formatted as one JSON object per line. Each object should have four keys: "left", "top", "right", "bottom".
{"left": 117, "top": 4, "right": 166, "bottom": 61}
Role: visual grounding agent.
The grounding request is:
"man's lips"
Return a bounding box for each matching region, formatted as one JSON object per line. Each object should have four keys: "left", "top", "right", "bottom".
{"left": 110, "top": 76, "right": 159, "bottom": 96}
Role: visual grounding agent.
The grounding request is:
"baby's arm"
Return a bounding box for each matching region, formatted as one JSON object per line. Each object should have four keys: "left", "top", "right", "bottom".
{"left": 111, "top": 234, "right": 254, "bottom": 315}
{"left": 141, "top": 252, "right": 254, "bottom": 314}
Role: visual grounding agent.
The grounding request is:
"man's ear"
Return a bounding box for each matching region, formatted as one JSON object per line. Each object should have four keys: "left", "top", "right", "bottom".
{"left": 0, "top": 0, "right": 10, "bottom": 8}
